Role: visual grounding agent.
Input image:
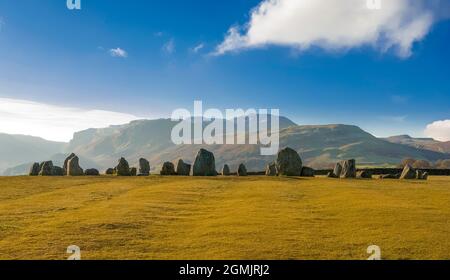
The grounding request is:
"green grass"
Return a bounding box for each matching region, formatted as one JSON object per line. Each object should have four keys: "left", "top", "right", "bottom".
{"left": 0, "top": 176, "right": 449, "bottom": 260}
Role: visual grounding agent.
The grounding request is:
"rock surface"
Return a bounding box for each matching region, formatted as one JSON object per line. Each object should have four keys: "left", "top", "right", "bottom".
{"left": 130, "top": 167, "right": 137, "bottom": 176}
{"left": 138, "top": 158, "right": 150, "bottom": 176}
{"left": 193, "top": 149, "right": 217, "bottom": 176}
{"left": 356, "top": 170, "right": 372, "bottom": 179}
{"left": 85, "top": 169, "right": 100, "bottom": 176}
{"left": 400, "top": 164, "right": 416, "bottom": 179}
{"left": 237, "top": 164, "right": 247, "bottom": 176}
{"left": 67, "top": 156, "right": 84, "bottom": 176}
{"left": 63, "top": 153, "right": 76, "bottom": 174}
{"left": 340, "top": 159, "right": 356, "bottom": 178}
{"left": 51, "top": 166, "right": 65, "bottom": 176}
{"left": 276, "top": 147, "right": 303, "bottom": 176}
{"left": 333, "top": 162, "right": 343, "bottom": 177}
{"left": 265, "top": 162, "right": 277, "bottom": 176}
{"left": 160, "top": 162, "right": 176, "bottom": 175}
{"left": 105, "top": 168, "right": 114, "bottom": 175}
{"left": 300, "top": 167, "right": 315, "bottom": 177}
{"left": 39, "top": 161, "right": 53, "bottom": 176}
{"left": 176, "top": 159, "right": 191, "bottom": 176}
{"left": 115, "top": 157, "right": 131, "bottom": 176}
{"left": 222, "top": 164, "right": 231, "bottom": 176}
{"left": 29, "top": 162, "right": 40, "bottom": 176}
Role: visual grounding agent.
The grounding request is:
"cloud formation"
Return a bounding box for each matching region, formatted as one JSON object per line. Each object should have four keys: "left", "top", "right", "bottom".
{"left": 191, "top": 43, "right": 205, "bottom": 53}
{"left": 215, "top": 0, "right": 444, "bottom": 57}
{"left": 425, "top": 120, "right": 450, "bottom": 141}
{"left": 162, "top": 39, "right": 176, "bottom": 54}
{"left": 0, "top": 98, "right": 139, "bottom": 142}
{"left": 109, "top": 47, "right": 128, "bottom": 58}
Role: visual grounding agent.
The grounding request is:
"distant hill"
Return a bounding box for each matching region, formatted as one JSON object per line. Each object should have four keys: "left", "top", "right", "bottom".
{"left": 3, "top": 117, "right": 450, "bottom": 175}
{"left": 384, "top": 135, "right": 450, "bottom": 154}
{"left": 0, "top": 133, "right": 66, "bottom": 174}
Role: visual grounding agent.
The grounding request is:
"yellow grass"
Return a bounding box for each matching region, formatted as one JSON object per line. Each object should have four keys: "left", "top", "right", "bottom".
{"left": 0, "top": 176, "right": 449, "bottom": 260}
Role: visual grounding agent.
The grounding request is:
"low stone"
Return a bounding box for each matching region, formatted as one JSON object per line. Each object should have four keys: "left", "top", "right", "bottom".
{"left": 29, "top": 162, "right": 40, "bottom": 176}
{"left": 380, "top": 173, "right": 400, "bottom": 179}
{"left": 300, "top": 167, "right": 315, "bottom": 177}
{"left": 105, "top": 168, "right": 114, "bottom": 175}
{"left": 130, "top": 167, "right": 137, "bottom": 176}
{"left": 422, "top": 172, "right": 429, "bottom": 180}
{"left": 160, "top": 162, "right": 176, "bottom": 175}
{"left": 327, "top": 171, "right": 337, "bottom": 178}
{"left": 237, "top": 164, "right": 247, "bottom": 176}
{"left": 85, "top": 169, "right": 100, "bottom": 176}
{"left": 51, "top": 166, "right": 65, "bottom": 176}
{"left": 356, "top": 170, "right": 372, "bottom": 179}
{"left": 265, "top": 162, "right": 277, "bottom": 176}
{"left": 176, "top": 159, "right": 191, "bottom": 176}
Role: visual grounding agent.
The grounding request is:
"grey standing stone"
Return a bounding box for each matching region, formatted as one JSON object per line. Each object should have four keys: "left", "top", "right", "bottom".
{"left": 39, "top": 161, "right": 53, "bottom": 176}
{"left": 237, "top": 164, "right": 247, "bottom": 176}
{"left": 29, "top": 162, "right": 40, "bottom": 176}
{"left": 67, "top": 156, "right": 84, "bottom": 176}
{"left": 400, "top": 164, "right": 416, "bottom": 180}
{"left": 340, "top": 159, "right": 356, "bottom": 178}
{"left": 333, "top": 162, "right": 343, "bottom": 178}
{"left": 356, "top": 170, "right": 372, "bottom": 179}
{"left": 300, "top": 167, "right": 315, "bottom": 177}
{"left": 222, "top": 164, "right": 231, "bottom": 176}
{"left": 115, "top": 157, "right": 131, "bottom": 176}
{"left": 85, "top": 169, "right": 100, "bottom": 176}
{"left": 176, "top": 159, "right": 191, "bottom": 176}
{"left": 63, "top": 153, "right": 76, "bottom": 174}
{"left": 276, "top": 147, "right": 303, "bottom": 176}
{"left": 130, "top": 167, "right": 137, "bottom": 176}
{"left": 105, "top": 168, "right": 114, "bottom": 175}
{"left": 138, "top": 158, "right": 150, "bottom": 176}
{"left": 51, "top": 166, "right": 65, "bottom": 176}
{"left": 193, "top": 149, "right": 217, "bottom": 176}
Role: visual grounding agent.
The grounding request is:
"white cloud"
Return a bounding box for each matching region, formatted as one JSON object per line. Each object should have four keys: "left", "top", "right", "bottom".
{"left": 0, "top": 98, "right": 140, "bottom": 142}
{"left": 215, "top": 0, "right": 442, "bottom": 57}
{"left": 425, "top": 120, "right": 450, "bottom": 141}
{"left": 162, "top": 39, "right": 176, "bottom": 54}
{"left": 109, "top": 47, "right": 128, "bottom": 58}
{"left": 191, "top": 43, "right": 205, "bottom": 53}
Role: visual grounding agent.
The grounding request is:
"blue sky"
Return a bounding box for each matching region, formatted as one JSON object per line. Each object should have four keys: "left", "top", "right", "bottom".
{"left": 0, "top": 0, "right": 449, "bottom": 141}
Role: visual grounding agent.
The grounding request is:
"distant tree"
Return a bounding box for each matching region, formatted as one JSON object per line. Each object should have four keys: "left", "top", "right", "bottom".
{"left": 412, "top": 160, "right": 431, "bottom": 169}
{"left": 399, "top": 158, "right": 416, "bottom": 168}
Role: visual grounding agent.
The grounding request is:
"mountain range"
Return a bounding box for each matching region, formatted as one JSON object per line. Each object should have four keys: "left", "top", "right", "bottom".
{"left": 2, "top": 116, "right": 450, "bottom": 175}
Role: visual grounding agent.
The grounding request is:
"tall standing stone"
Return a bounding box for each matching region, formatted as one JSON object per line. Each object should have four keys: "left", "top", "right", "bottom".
{"left": 176, "top": 159, "right": 191, "bottom": 176}
{"left": 222, "top": 164, "right": 231, "bottom": 176}
{"left": 63, "top": 153, "right": 76, "bottom": 174}
{"left": 115, "top": 157, "right": 131, "bottom": 176}
{"left": 67, "top": 156, "right": 84, "bottom": 176}
{"left": 276, "top": 147, "right": 302, "bottom": 176}
{"left": 193, "top": 149, "right": 217, "bottom": 176}
{"left": 29, "top": 162, "right": 40, "bottom": 176}
{"left": 333, "top": 162, "right": 343, "bottom": 178}
{"left": 340, "top": 159, "right": 356, "bottom": 178}
{"left": 138, "top": 158, "right": 150, "bottom": 176}
{"left": 237, "top": 164, "right": 247, "bottom": 176}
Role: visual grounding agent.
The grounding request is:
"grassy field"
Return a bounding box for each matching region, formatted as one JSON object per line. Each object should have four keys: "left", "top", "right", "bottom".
{"left": 0, "top": 175, "right": 449, "bottom": 260}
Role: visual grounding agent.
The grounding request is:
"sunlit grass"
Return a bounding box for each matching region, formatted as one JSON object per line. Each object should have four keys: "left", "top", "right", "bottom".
{"left": 0, "top": 176, "right": 449, "bottom": 260}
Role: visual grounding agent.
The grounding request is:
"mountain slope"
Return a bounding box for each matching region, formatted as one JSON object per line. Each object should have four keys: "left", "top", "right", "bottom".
{"left": 0, "top": 133, "right": 66, "bottom": 173}
{"left": 384, "top": 135, "right": 450, "bottom": 154}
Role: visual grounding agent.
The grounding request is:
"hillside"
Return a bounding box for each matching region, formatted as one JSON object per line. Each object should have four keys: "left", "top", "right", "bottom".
{"left": 3, "top": 118, "right": 450, "bottom": 175}
{"left": 384, "top": 135, "right": 450, "bottom": 154}
{"left": 0, "top": 133, "right": 66, "bottom": 174}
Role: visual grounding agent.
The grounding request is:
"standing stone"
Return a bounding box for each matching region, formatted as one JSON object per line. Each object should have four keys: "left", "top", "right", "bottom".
{"left": 63, "top": 153, "right": 76, "bottom": 174}
{"left": 29, "top": 162, "right": 40, "bottom": 176}
{"left": 39, "top": 161, "right": 54, "bottom": 176}
{"left": 138, "top": 158, "right": 150, "bottom": 176}
{"left": 356, "top": 170, "right": 372, "bottom": 179}
{"left": 115, "top": 157, "right": 131, "bottom": 176}
{"left": 176, "top": 159, "right": 191, "bottom": 176}
{"left": 105, "top": 168, "right": 114, "bottom": 175}
{"left": 276, "top": 147, "right": 302, "bottom": 176}
{"left": 265, "top": 162, "right": 277, "bottom": 176}
{"left": 85, "top": 169, "right": 100, "bottom": 176}
{"left": 333, "top": 162, "right": 343, "bottom": 178}
{"left": 130, "top": 167, "right": 137, "bottom": 176}
{"left": 327, "top": 171, "right": 337, "bottom": 178}
{"left": 160, "top": 162, "right": 176, "bottom": 175}
{"left": 300, "top": 167, "right": 315, "bottom": 177}
{"left": 51, "top": 166, "right": 65, "bottom": 176}
{"left": 193, "top": 149, "right": 217, "bottom": 176}
{"left": 340, "top": 159, "right": 356, "bottom": 178}
{"left": 422, "top": 172, "right": 429, "bottom": 180}
{"left": 416, "top": 170, "right": 429, "bottom": 180}
{"left": 222, "top": 164, "right": 231, "bottom": 176}
{"left": 237, "top": 164, "right": 247, "bottom": 176}
{"left": 67, "top": 156, "right": 84, "bottom": 176}
{"left": 400, "top": 164, "right": 416, "bottom": 180}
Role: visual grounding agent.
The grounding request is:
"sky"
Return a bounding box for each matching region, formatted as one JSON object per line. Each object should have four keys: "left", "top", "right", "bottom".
{"left": 0, "top": 0, "right": 449, "bottom": 142}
